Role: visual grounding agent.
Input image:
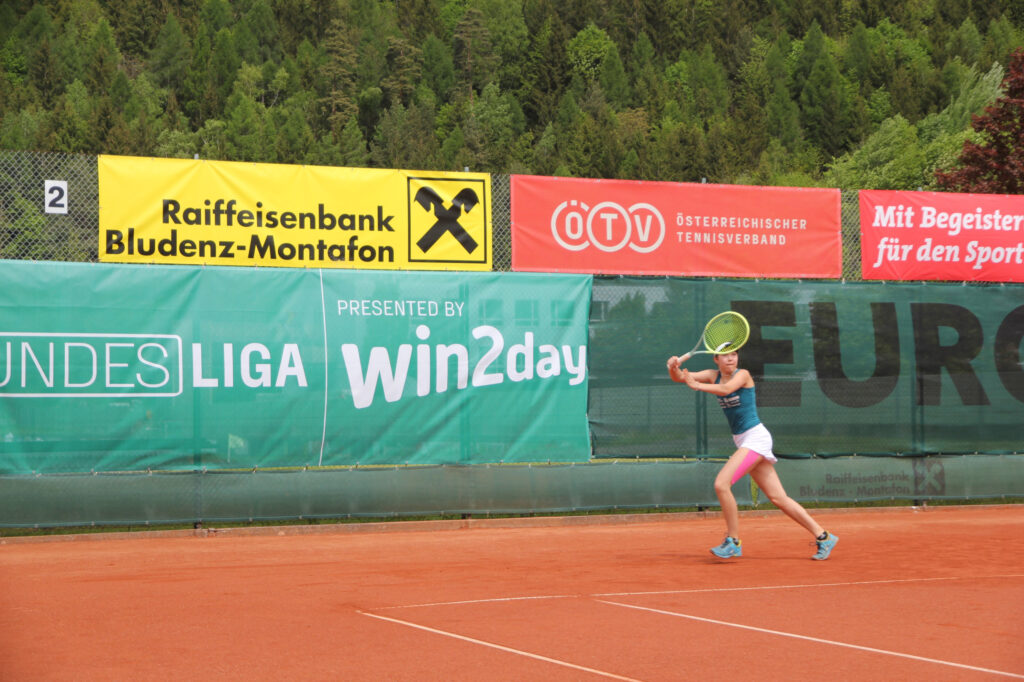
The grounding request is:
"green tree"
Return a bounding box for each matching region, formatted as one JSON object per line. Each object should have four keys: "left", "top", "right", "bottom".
{"left": 462, "top": 81, "right": 519, "bottom": 170}
{"left": 233, "top": 19, "right": 260, "bottom": 67}
{"left": 791, "top": 20, "right": 827, "bottom": 98}
{"left": 209, "top": 28, "right": 242, "bottom": 113}
{"left": 371, "top": 100, "right": 440, "bottom": 169}
{"left": 439, "top": 122, "right": 466, "bottom": 169}
{"left": 800, "top": 51, "right": 853, "bottom": 157}
{"left": 530, "top": 121, "right": 558, "bottom": 175}
{"left": 199, "top": 0, "right": 234, "bottom": 34}
{"left": 182, "top": 25, "right": 214, "bottom": 125}
{"left": 321, "top": 19, "right": 359, "bottom": 138}
{"left": 825, "top": 115, "right": 925, "bottom": 188}
{"left": 866, "top": 87, "right": 894, "bottom": 126}
{"left": 154, "top": 127, "right": 198, "bottom": 158}
{"left": 272, "top": 96, "right": 315, "bottom": 163}
{"left": 197, "top": 118, "right": 229, "bottom": 159}
{"left": 84, "top": 18, "right": 121, "bottom": 95}
{"left": 223, "top": 90, "right": 265, "bottom": 161}
{"left": 344, "top": 0, "right": 395, "bottom": 89}
{"left": 422, "top": 33, "right": 455, "bottom": 100}
{"left": 946, "top": 17, "right": 983, "bottom": 67}
{"left": 105, "top": 0, "right": 166, "bottom": 61}
{"left": 263, "top": 62, "right": 290, "bottom": 108}
{"left": 395, "top": 0, "right": 444, "bottom": 44}
{"left": 982, "top": 14, "right": 1021, "bottom": 68}
{"left": 688, "top": 44, "right": 730, "bottom": 123}
{"left": 639, "top": 119, "right": 708, "bottom": 182}
{"left": 453, "top": 6, "right": 499, "bottom": 95}
{"left": 517, "top": 13, "right": 568, "bottom": 126}
{"left": 381, "top": 36, "right": 423, "bottom": 108}
{"left": 748, "top": 137, "right": 818, "bottom": 187}
{"left": 130, "top": 106, "right": 160, "bottom": 155}
{"left": 43, "top": 80, "right": 91, "bottom": 153}
{"left": 599, "top": 42, "right": 630, "bottom": 110}
{"left": 27, "top": 36, "right": 62, "bottom": 108}
{"left": 293, "top": 38, "right": 327, "bottom": 101}
{"left": 10, "top": 3, "right": 54, "bottom": 48}
{"left": 571, "top": 104, "right": 624, "bottom": 178}
{"left": 566, "top": 24, "right": 614, "bottom": 85}
{"left": 357, "top": 85, "right": 384, "bottom": 138}
{"left": 244, "top": 0, "right": 283, "bottom": 63}
{"left": 0, "top": 4, "right": 17, "bottom": 45}
{"left": 845, "top": 22, "right": 872, "bottom": 93}
{"left": 53, "top": 22, "right": 85, "bottom": 89}
{"left": 338, "top": 114, "right": 370, "bottom": 166}
{"left": 89, "top": 93, "right": 132, "bottom": 154}
{"left": 629, "top": 31, "right": 665, "bottom": 115}
{"left": 0, "top": 108, "right": 45, "bottom": 150}
{"left": 474, "top": 0, "right": 529, "bottom": 91}
{"left": 728, "top": 89, "right": 769, "bottom": 172}
{"left": 148, "top": 13, "right": 191, "bottom": 91}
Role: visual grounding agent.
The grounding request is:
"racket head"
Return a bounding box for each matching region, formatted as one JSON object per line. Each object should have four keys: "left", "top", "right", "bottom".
{"left": 702, "top": 311, "right": 750, "bottom": 354}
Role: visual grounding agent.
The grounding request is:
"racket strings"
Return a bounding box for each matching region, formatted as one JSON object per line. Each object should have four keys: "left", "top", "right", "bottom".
{"left": 702, "top": 313, "right": 750, "bottom": 354}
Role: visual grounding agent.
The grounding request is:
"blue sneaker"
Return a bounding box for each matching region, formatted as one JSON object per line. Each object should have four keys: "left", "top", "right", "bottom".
{"left": 710, "top": 536, "right": 742, "bottom": 558}
{"left": 812, "top": 533, "right": 838, "bottom": 560}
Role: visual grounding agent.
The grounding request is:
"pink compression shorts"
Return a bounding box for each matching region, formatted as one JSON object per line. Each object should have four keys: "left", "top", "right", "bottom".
{"left": 730, "top": 423, "right": 777, "bottom": 485}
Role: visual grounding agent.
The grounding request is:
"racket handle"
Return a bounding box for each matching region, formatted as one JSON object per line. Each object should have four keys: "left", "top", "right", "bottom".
{"left": 679, "top": 352, "right": 692, "bottom": 364}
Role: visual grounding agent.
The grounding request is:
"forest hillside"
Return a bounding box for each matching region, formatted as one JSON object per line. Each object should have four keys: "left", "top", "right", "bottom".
{"left": 2, "top": 0, "right": 1022, "bottom": 189}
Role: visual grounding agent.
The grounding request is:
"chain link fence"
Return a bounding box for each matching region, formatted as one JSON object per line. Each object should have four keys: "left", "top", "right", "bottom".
{"left": 0, "top": 151, "right": 99, "bottom": 262}
{"left": 0, "top": 150, "right": 877, "bottom": 279}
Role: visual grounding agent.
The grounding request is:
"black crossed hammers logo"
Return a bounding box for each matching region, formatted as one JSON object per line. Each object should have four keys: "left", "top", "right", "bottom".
{"left": 414, "top": 187, "right": 479, "bottom": 254}
{"left": 912, "top": 458, "right": 946, "bottom": 495}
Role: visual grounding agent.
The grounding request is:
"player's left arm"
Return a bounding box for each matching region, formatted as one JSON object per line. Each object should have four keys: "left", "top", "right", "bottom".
{"left": 683, "top": 368, "right": 751, "bottom": 396}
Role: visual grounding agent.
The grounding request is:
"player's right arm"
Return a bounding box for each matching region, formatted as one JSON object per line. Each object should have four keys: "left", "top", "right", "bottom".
{"left": 667, "top": 357, "right": 715, "bottom": 384}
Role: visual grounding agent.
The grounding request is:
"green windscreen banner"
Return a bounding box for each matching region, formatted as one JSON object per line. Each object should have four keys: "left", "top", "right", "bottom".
{"left": 0, "top": 260, "right": 592, "bottom": 473}
{"left": 589, "top": 277, "right": 1024, "bottom": 459}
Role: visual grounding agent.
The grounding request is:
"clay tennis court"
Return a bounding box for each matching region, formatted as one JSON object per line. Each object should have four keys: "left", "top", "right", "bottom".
{"left": 2, "top": 505, "right": 1022, "bottom": 680}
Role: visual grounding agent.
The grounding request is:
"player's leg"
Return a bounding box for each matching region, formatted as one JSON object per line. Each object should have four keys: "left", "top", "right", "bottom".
{"left": 750, "top": 461, "right": 838, "bottom": 559}
{"left": 710, "top": 448, "right": 750, "bottom": 557}
{"left": 748, "top": 460, "right": 824, "bottom": 537}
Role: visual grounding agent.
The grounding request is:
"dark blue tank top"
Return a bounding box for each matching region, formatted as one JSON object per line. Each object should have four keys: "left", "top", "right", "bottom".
{"left": 715, "top": 373, "right": 761, "bottom": 435}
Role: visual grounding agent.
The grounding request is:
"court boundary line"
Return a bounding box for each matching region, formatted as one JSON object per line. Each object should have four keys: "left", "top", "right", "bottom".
{"left": 357, "top": 610, "right": 643, "bottom": 682}
{"left": 595, "top": 599, "right": 1024, "bottom": 680}
{"left": 377, "top": 573, "right": 1024, "bottom": 610}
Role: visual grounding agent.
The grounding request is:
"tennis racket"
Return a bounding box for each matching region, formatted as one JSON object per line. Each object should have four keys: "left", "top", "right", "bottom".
{"left": 676, "top": 311, "right": 750, "bottom": 364}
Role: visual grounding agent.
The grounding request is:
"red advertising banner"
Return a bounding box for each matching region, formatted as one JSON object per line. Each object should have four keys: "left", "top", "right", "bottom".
{"left": 860, "top": 189, "right": 1024, "bottom": 282}
{"left": 511, "top": 175, "right": 841, "bottom": 278}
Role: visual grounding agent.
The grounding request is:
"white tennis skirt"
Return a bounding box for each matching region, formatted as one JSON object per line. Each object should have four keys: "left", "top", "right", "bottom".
{"left": 732, "top": 423, "right": 777, "bottom": 462}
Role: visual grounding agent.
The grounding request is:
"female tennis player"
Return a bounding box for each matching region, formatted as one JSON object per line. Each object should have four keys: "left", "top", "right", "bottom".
{"left": 667, "top": 351, "right": 838, "bottom": 560}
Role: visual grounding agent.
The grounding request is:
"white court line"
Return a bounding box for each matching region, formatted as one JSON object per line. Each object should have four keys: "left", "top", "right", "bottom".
{"left": 379, "top": 594, "right": 576, "bottom": 610}
{"left": 596, "top": 599, "right": 1024, "bottom": 680}
{"left": 379, "top": 574, "right": 1024, "bottom": 610}
{"left": 357, "top": 610, "right": 643, "bottom": 682}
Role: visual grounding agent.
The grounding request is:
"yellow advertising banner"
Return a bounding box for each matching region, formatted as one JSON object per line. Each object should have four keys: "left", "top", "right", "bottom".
{"left": 98, "top": 155, "right": 492, "bottom": 270}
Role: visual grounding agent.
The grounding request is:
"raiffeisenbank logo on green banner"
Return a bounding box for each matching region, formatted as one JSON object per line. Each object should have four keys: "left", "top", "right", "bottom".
{"left": 0, "top": 263, "right": 591, "bottom": 473}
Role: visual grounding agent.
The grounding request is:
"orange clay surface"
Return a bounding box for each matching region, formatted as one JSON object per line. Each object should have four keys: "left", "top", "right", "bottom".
{"left": 2, "top": 505, "right": 1023, "bottom": 681}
